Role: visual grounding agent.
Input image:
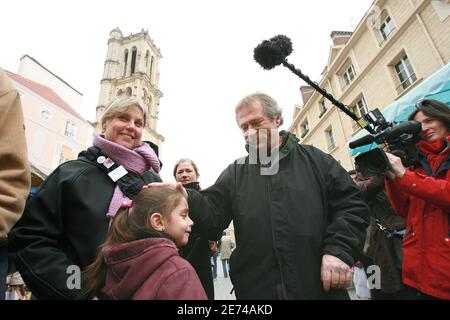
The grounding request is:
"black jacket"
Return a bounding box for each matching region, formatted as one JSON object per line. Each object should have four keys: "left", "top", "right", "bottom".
{"left": 188, "top": 131, "right": 369, "bottom": 299}
{"left": 8, "top": 147, "right": 161, "bottom": 299}
{"left": 178, "top": 182, "right": 217, "bottom": 300}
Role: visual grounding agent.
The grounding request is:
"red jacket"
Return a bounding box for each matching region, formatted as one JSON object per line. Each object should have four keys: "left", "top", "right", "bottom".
{"left": 386, "top": 136, "right": 450, "bottom": 300}
{"left": 101, "top": 237, "right": 207, "bottom": 300}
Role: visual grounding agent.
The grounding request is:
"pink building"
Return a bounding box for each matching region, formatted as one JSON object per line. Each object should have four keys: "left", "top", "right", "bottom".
{"left": 6, "top": 70, "right": 94, "bottom": 183}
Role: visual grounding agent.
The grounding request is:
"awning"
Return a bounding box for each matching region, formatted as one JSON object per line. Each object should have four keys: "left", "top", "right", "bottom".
{"left": 349, "top": 62, "right": 450, "bottom": 156}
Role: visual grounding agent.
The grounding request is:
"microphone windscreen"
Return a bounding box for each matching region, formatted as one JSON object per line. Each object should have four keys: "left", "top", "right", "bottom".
{"left": 254, "top": 35, "right": 293, "bottom": 70}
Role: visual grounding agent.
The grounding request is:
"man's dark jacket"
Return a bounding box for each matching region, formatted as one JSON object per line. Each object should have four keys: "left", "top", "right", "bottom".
{"left": 8, "top": 147, "right": 161, "bottom": 299}
{"left": 179, "top": 181, "right": 217, "bottom": 300}
{"left": 188, "top": 131, "right": 369, "bottom": 299}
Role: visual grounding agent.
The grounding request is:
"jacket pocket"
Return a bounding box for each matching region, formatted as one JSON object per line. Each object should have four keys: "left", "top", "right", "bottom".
{"left": 401, "top": 228, "right": 420, "bottom": 283}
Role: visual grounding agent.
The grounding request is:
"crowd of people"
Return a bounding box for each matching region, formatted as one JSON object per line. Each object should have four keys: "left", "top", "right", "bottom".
{"left": 0, "top": 65, "right": 449, "bottom": 300}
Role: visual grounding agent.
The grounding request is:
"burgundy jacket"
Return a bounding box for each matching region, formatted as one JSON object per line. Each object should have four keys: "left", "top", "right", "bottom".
{"left": 101, "top": 237, "right": 207, "bottom": 300}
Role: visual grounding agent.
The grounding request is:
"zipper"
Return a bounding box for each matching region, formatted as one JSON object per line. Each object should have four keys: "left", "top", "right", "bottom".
{"left": 266, "top": 176, "right": 289, "bottom": 300}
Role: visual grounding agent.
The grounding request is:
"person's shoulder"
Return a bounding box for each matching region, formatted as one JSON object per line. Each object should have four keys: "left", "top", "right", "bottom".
{"left": 0, "top": 68, "right": 15, "bottom": 93}
{"left": 58, "top": 157, "right": 97, "bottom": 173}
{"left": 48, "top": 157, "right": 101, "bottom": 184}
{"left": 166, "top": 252, "right": 198, "bottom": 274}
{"left": 297, "top": 143, "right": 323, "bottom": 154}
{"left": 295, "top": 143, "right": 332, "bottom": 160}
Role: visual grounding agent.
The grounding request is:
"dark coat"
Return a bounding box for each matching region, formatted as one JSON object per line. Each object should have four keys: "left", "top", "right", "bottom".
{"left": 8, "top": 147, "right": 161, "bottom": 299}
{"left": 179, "top": 181, "right": 218, "bottom": 300}
{"left": 356, "top": 176, "right": 405, "bottom": 294}
{"left": 102, "top": 237, "right": 207, "bottom": 300}
{"left": 188, "top": 131, "right": 369, "bottom": 299}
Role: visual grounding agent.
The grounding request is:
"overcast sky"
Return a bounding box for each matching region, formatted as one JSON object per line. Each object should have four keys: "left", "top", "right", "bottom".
{"left": 1, "top": 0, "right": 373, "bottom": 187}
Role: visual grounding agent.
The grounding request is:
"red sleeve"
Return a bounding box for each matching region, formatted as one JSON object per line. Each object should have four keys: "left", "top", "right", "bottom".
{"left": 393, "top": 169, "right": 450, "bottom": 212}
{"left": 385, "top": 176, "right": 410, "bottom": 219}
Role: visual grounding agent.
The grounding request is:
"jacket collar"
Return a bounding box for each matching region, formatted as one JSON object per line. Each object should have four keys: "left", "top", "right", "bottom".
{"left": 278, "top": 130, "right": 299, "bottom": 162}
{"left": 242, "top": 130, "right": 299, "bottom": 167}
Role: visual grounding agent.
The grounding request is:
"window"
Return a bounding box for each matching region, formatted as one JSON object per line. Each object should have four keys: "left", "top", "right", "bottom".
{"left": 350, "top": 97, "right": 367, "bottom": 132}
{"left": 123, "top": 49, "right": 128, "bottom": 77}
{"left": 369, "top": 9, "right": 397, "bottom": 45}
{"left": 325, "top": 127, "right": 336, "bottom": 151}
{"left": 59, "top": 145, "right": 75, "bottom": 165}
{"left": 356, "top": 98, "right": 368, "bottom": 116}
{"left": 380, "top": 16, "right": 395, "bottom": 41}
{"left": 340, "top": 64, "right": 356, "bottom": 90}
{"left": 300, "top": 119, "right": 309, "bottom": 138}
{"left": 319, "top": 99, "right": 327, "bottom": 118}
{"left": 145, "top": 51, "right": 150, "bottom": 75}
{"left": 142, "top": 89, "right": 147, "bottom": 104}
{"left": 150, "top": 56, "right": 155, "bottom": 83}
{"left": 126, "top": 87, "right": 132, "bottom": 97}
{"left": 394, "top": 55, "right": 417, "bottom": 93}
{"left": 64, "top": 121, "right": 76, "bottom": 138}
{"left": 131, "top": 47, "right": 137, "bottom": 74}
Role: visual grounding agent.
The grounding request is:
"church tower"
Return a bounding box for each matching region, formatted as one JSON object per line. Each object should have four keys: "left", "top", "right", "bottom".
{"left": 96, "top": 27, "right": 164, "bottom": 150}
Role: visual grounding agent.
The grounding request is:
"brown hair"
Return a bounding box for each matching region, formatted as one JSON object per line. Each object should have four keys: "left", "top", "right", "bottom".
{"left": 83, "top": 186, "right": 185, "bottom": 298}
{"left": 408, "top": 99, "right": 450, "bottom": 130}
{"left": 173, "top": 158, "right": 199, "bottom": 179}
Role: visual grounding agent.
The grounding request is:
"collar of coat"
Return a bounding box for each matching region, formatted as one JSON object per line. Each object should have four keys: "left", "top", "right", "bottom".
{"left": 278, "top": 130, "right": 299, "bottom": 161}
{"left": 243, "top": 130, "right": 299, "bottom": 165}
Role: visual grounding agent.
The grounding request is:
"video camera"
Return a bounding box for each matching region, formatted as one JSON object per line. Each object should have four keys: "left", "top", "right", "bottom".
{"left": 253, "top": 35, "right": 422, "bottom": 177}
{"left": 348, "top": 112, "right": 422, "bottom": 177}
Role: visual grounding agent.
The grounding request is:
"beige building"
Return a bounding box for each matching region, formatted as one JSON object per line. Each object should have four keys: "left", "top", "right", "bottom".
{"left": 96, "top": 28, "right": 164, "bottom": 151}
{"left": 289, "top": 0, "right": 450, "bottom": 170}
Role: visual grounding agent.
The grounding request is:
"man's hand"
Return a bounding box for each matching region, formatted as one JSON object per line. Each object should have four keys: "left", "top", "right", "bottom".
{"left": 321, "top": 254, "right": 352, "bottom": 292}
{"left": 385, "top": 152, "right": 406, "bottom": 180}
{"left": 143, "top": 182, "right": 188, "bottom": 199}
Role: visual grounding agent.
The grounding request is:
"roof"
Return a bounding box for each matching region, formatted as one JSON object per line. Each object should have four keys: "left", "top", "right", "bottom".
{"left": 20, "top": 55, "right": 82, "bottom": 96}
{"left": 5, "top": 70, "right": 86, "bottom": 121}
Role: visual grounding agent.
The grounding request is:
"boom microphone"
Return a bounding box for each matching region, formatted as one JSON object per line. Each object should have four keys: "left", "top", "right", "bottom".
{"left": 254, "top": 35, "right": 368, "bottom": 129}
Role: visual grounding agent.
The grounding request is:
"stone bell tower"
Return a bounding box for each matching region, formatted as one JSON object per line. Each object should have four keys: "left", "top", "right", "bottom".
{"left": 96, "top": 27, "right": 164, "bottom": 150}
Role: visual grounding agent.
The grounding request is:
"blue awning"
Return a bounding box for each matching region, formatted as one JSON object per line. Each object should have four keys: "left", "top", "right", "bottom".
{"left": 349, "top": 62, "right": 450, "bottom": 156}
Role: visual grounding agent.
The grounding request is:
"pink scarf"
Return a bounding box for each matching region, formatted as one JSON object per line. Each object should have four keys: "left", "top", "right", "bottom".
{"left": 93, "top": 135, "right": 160, "bottom": 219}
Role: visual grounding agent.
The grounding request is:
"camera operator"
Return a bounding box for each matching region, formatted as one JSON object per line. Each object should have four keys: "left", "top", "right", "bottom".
{"left": 384, "top": 99, "right": 450, "bottom": 300}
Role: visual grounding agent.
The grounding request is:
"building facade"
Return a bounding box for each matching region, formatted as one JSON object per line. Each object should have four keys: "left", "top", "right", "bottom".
{"left": 96, "top": 28, "right": 164, "bottom": 150}
{"left": 289, "top": 0, "right": 450, "bottom": 170}
{"left": 6, "top": 71, "right": 93, "bottom": 182}
{"left": 18, "top": 55, "right": 83, "bottom": 115}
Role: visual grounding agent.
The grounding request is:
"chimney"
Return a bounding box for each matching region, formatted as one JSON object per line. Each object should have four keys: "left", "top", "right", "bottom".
{"left": 300, "top": 86, "right": 314, "bottom": 105}
{"left": 330, "top": 31, "right": 353, "bottom": 46}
